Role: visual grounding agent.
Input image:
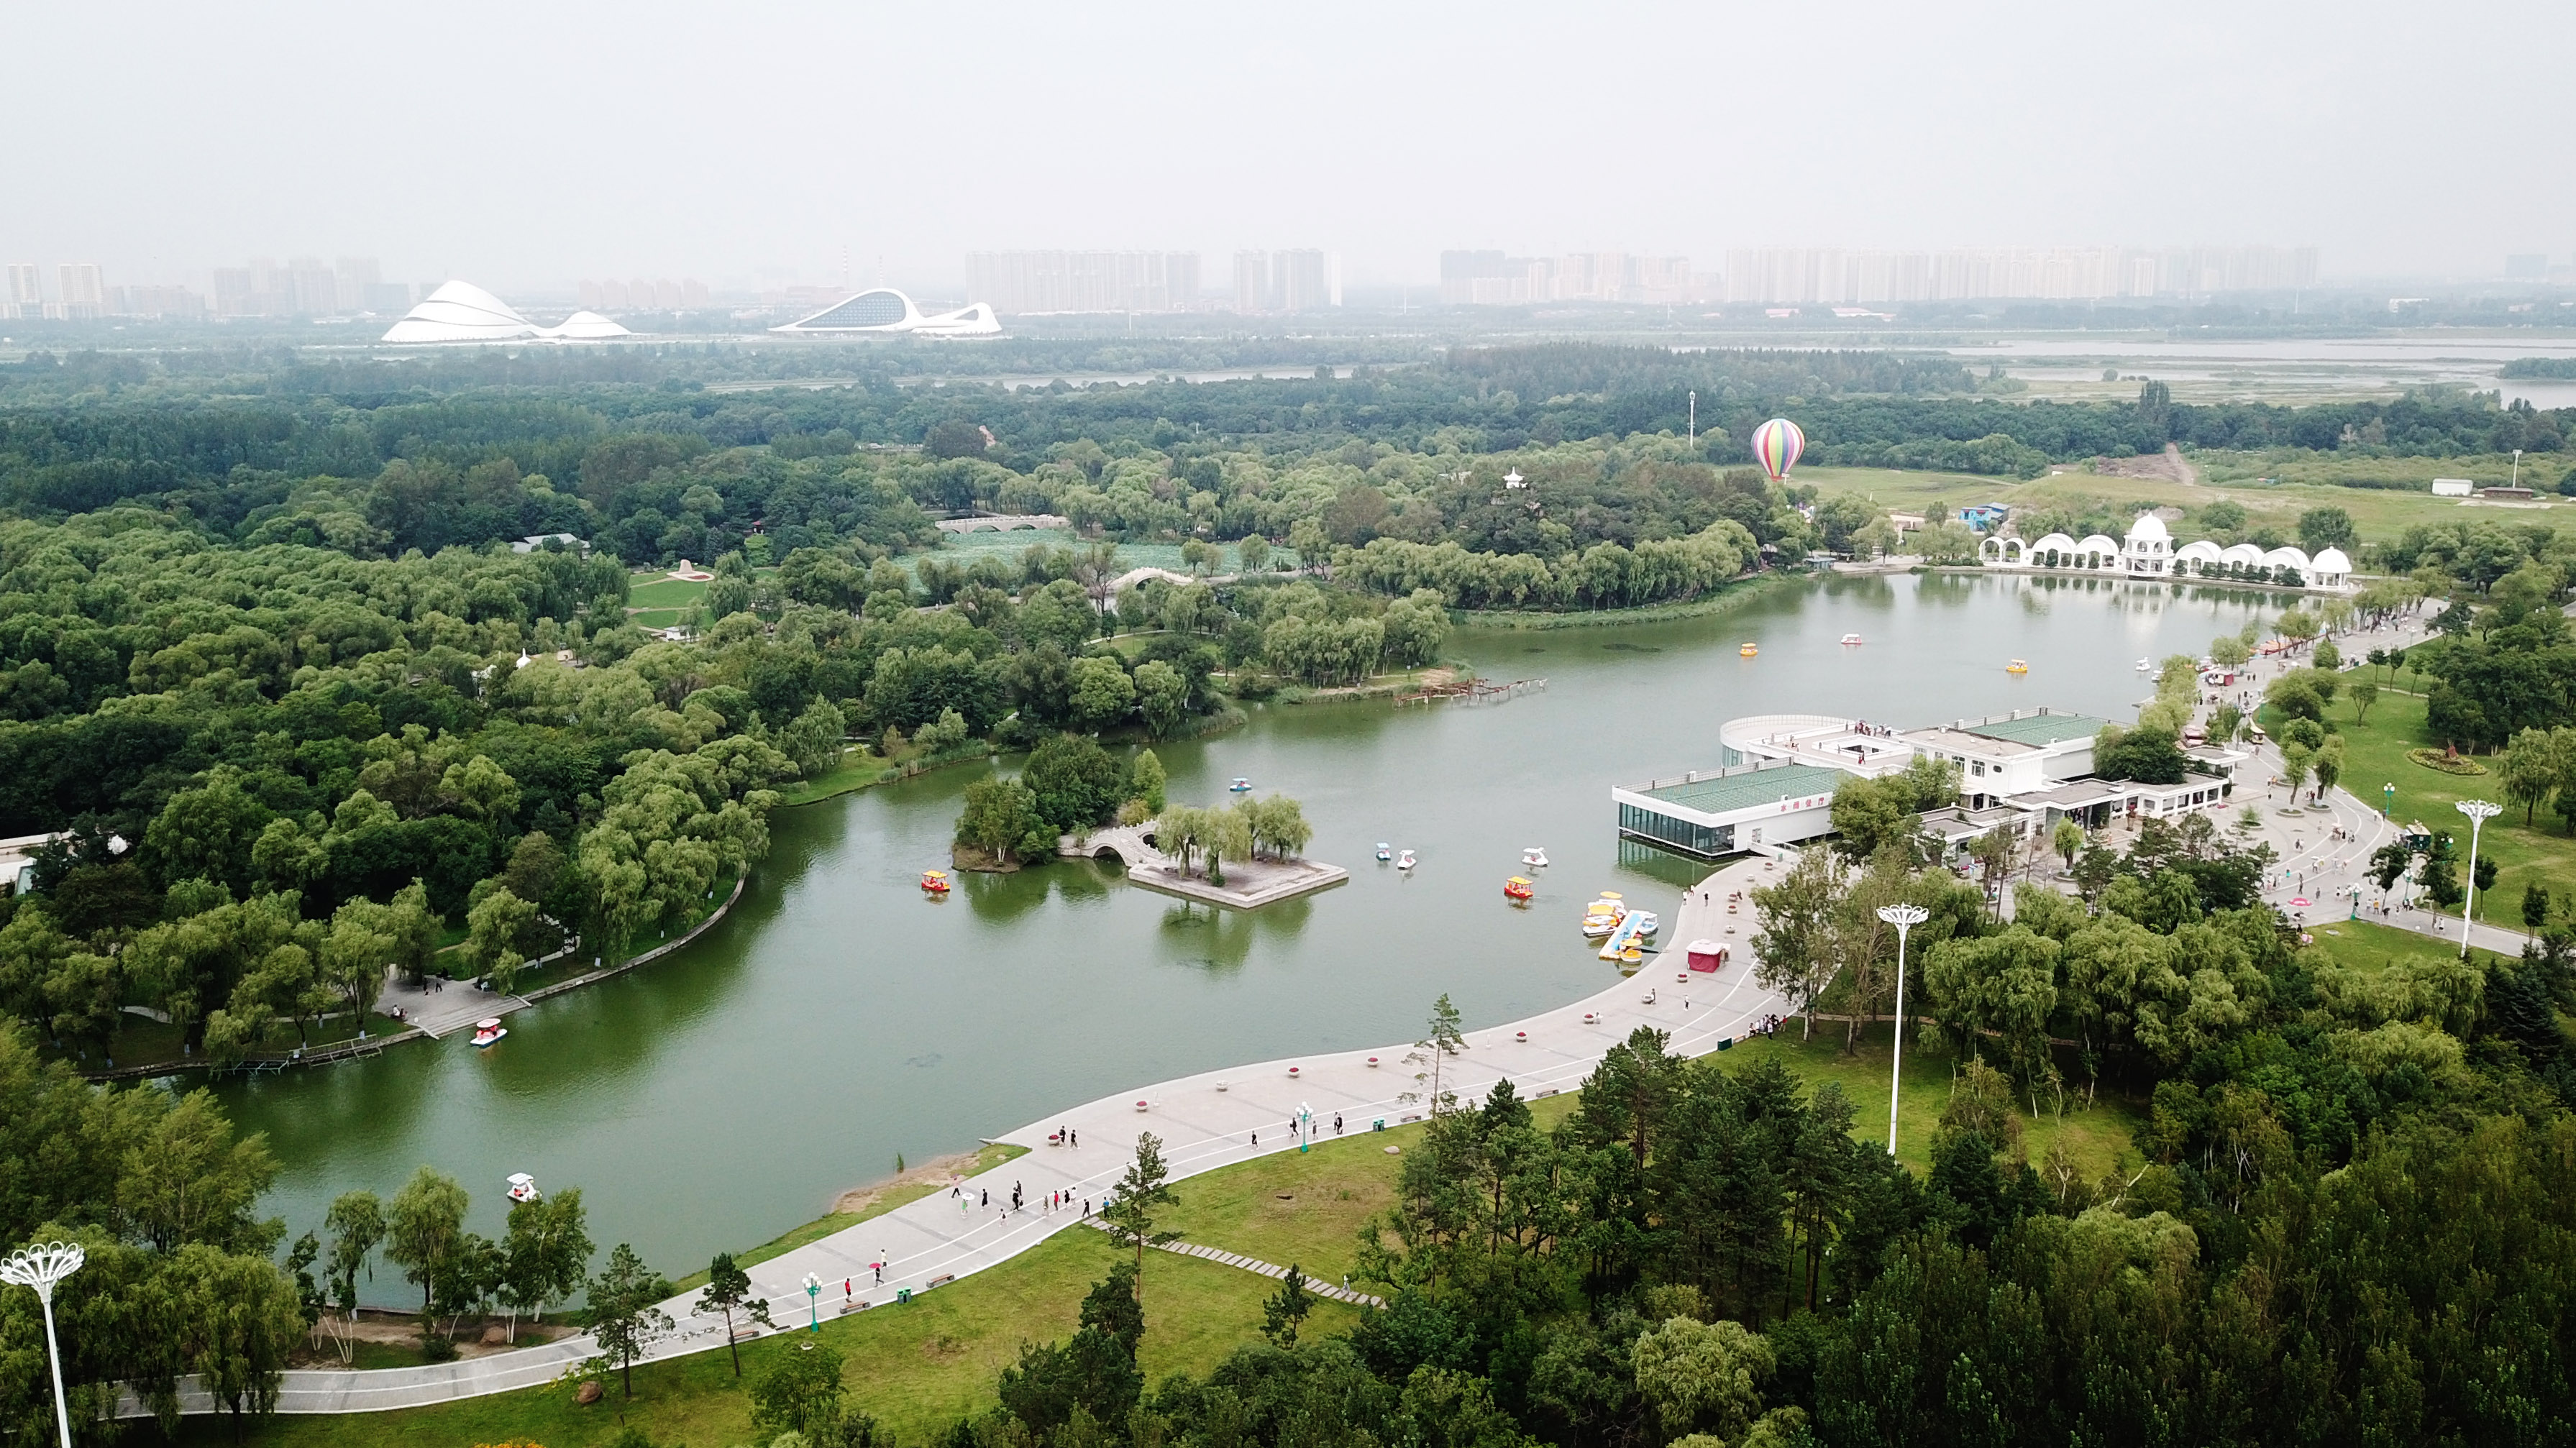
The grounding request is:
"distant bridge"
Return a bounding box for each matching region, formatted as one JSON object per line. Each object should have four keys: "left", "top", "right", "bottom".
{"left": 1064, "top": 824, "right": 1168, "bottom": 870}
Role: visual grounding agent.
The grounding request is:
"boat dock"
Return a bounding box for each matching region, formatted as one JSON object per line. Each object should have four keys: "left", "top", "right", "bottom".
{"left": 1395, "top": 677, "right": 1545, "bottom": 706}
{"left": 1598, "top": 910, "right": 1653, "bottom": 961}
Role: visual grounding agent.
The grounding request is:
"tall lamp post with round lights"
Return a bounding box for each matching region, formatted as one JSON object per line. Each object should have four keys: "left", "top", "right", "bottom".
{"left": 2455, "top": 799, "right": 2500, "bottom": 959}
{"left": 3, "top": 1241, "right": 85, "bottom": 1448}
{"left": 1876, "top": 904, "right": 1930, "bottom": 1157}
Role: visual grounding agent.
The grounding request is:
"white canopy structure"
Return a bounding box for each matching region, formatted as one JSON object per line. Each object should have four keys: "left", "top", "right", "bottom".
{"left": 770, "top": 288, "right": 1001, "bottom": 337}
{"left": 380, "top": 281, "right": 635, "bottom": 344}
{"left": 1986, "top": 515, "right": 2353, "bottom": 592}
{"left": 2121, "top": 513, "right": 2171, "bottom": 575}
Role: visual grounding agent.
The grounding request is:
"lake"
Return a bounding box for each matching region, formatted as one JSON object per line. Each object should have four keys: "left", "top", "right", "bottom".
{"left": 217, "top": 572, "right": 2292, "bottom": 1291}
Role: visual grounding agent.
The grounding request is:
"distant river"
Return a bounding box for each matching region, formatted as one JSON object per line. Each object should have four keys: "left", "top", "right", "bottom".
{"left": 217, "top": 573, "right": 2292, "bottom": 1295}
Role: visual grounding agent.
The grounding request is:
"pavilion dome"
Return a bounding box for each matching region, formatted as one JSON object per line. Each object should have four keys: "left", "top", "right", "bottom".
{"left": 539, "top": 310, "right": 633, "bottom": 341}
{"left": 381, "top": 280, "right": 537, "bottom": 343}
{"left": 2311, "top": 546, "right": 2352, "bottom": 574}
{"left": 2124, "top": 512, "right": 2170, "bottom": 544}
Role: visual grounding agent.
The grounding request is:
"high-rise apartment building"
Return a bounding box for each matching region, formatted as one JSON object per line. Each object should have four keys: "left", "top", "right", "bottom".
{"left": 1440, "top": 250, "right": 1697, "bottom": 305}
{"left": 1233, "top": 252, "right": 1269, "bottom": 314}
{"left": 965, "top": 252, "right": 1202, "bottom": 313}
{"left": 286, "top": 258, "right": 339, "bottom": 315}
{"left": 577, "top": 278, "right": 711, "bottom": 311}
{"left": 55, "top": 264, "right": 106, "bottom": 313}
{"left": 1717, "top": 244, "right": 2319, "bottom": 303}
{"left": 4, "top": 265, "right": 40, "bottom": 319}
{"left": 334, "top": 257, "right": 381, "bottom": 311}
{"left": 1273, "top": 249, "right": 1334, "bottom": 311}
{"left": 119, "top": 285, "right": 206, "bottom": 318}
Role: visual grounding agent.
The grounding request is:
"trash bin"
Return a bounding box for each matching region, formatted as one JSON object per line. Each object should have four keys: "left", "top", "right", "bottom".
{"left": 1372, "top": 1118, "right": 1386, "bottom": 1132}
{"left": 896, "top": 1287, "right": 912, "bottom": 1304}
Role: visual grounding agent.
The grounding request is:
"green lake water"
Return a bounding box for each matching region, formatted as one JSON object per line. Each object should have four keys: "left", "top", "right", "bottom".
{"left": 217, "top": 573, "right": 2290, "bottom": 1292}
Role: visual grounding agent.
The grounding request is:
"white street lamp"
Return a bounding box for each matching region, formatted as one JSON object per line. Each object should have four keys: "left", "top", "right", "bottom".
{"left": 1876, "top": 904, "right": 1930, "bottom": 1157}
{"left": 2, "top": 1241, "right": 86, "bottom": 1448}
{"left": 2455, "top": 799, "right": 2500, "bottom": 960}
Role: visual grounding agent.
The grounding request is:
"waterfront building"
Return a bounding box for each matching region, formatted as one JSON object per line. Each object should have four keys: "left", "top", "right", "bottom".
{"left": 1617, "top": 707, "right": 2242, "bottom": 861}
{"left": 769, "top": 288, "right": 1000, "bottom": 336}
{"left": 382, "top": 280, "right": 633, "bottom": 344}
{"left": 1980, "top": 512, "right": 2351, "bottom": 591}
{"left": 1613, "top": 760, "right": 1846, "bottom": 858}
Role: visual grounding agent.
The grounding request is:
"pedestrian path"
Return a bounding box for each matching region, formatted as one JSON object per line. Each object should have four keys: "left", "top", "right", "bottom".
{"left": 173, "top": 857, "right": 1789, "bottom": 1416}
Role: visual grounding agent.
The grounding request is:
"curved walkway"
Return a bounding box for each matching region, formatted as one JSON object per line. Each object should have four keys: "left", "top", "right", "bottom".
{"left": 180, "top": 856, "right": 1791, "bottom": 1416}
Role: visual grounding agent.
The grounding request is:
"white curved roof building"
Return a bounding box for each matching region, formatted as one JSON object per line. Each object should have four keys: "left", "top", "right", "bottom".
{"left": 2175, "top": 539, "right": 2224, "bottom": 569}
{"left": 2220, "top": 543, "right": 2268, "bottom": 570}
{"left": 771, "top": 288, "right": 1001, "bottom": 337}
{"left": 2121, "top": 513, "right": 2172, "bottom": 575}
{"left": 380, "top": 281, "right": 635, "bottom": 344}
{"left": 2263, "top": 545, "right": 2313, "bottom": 573}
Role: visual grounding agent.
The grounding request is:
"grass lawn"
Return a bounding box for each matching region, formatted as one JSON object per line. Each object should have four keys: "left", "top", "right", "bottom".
{"left": 1156, "top": 1095, "right": 1584, "bottom": 1287}
{"left": 186, "top": 1229, "right": 1360, "bottom": 1448}
{"left": 772, "top": 748, "right": 896, "bottom": 807}
{"left": 1791, "top": 462, "right": 2565, "bottom": 551}
{"left": 908, "top": 529, "right": 1285, "bottom": 581}
{"left": 628, "top": 574, "right": 711, "bottom": 610}
{"left": 1722, "top": 1021, "right": 2148, "bottom": 1181}
{"left": 2301, "top": 917, "right": 2517, "bottom": 979}
{"left": 2306, "top": 689, "right": 2572, "bottom": 932}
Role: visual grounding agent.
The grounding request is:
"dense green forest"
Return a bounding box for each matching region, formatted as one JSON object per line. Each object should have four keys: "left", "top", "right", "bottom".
{"left": 4, "top": 344, "right": 2570, "bottom": 534}
{"left": 0, "top": 510, "right": 1280, "bottom": 1070}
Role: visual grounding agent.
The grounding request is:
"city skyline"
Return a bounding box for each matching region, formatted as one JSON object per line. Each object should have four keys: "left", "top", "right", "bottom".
{"left": 43, "top": 237, "right": 2576, "bottom": 323}
{"left": 2, "top": 0, "right": 2567, "bottom": 296}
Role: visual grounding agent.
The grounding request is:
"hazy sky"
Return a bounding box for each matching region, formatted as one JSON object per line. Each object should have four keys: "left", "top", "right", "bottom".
{"left": 14, "top": 0, "right": 2570, "bottom": 293}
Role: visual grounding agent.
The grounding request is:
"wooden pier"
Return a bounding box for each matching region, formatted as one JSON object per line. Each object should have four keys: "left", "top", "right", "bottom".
{"left": 1395, "top": 677, "right": 1545, "bottom": 706}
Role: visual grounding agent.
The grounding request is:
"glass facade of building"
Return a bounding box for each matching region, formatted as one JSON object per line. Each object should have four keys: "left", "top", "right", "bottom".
{"left": 798, "top": 290, "right": 910, "bottom": 328}
{"left": 1617, "top": 802, "right": 1735, "bottom": 859}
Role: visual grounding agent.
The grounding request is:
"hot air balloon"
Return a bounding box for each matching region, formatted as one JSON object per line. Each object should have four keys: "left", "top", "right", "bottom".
{"left": 1751, "top": 418, "right": 1805, "bottom": 484}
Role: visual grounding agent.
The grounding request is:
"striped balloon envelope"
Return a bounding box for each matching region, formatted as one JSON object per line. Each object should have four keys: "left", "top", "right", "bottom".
{"left": 1750, "top": 417, "right": 1805, "bottom": 482}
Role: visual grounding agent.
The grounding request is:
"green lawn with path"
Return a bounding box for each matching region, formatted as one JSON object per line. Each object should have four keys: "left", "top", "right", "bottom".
{"left": 2303, "top": 689, "right": 2572, "bottom": 932}
{"left": 188, "top": 1230, "right": 1357, "bottom": 1448}
{"left": 626, "top": 574, "right": 710, "bottom": 611}
{"left": 181, "top": 1032, "right": 2142, "bottom": 1447}
{"left": 2301, "top": 917, "right": 2516, "bottom": 980}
